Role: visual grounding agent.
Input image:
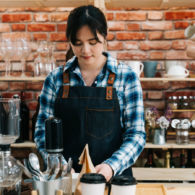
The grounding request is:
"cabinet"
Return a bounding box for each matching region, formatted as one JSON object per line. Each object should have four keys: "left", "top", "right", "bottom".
{"left": 134, "top": 78, "right": 195, "bottom": 183}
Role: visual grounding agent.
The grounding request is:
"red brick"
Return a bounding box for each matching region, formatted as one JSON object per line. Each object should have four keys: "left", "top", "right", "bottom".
{"left": 54, "top": 52, "right": 66, "bottom": 61}
{"left": 116, "top": 32, "right": 146, "bottom": 40}
{"left": 144, "top": 101, "right": 165, "bottom": 110}
{"left": 164, "top": 30, "right": 185, "bottom": 39}
{"left": 33, "top": 33, "right": 47, "bottom": 41}
{"left": 9, "top": 82, "right": 26, "bottom": 90}
{"left": 123, "top": 41, "right": 139, "bottom": 50}
{"left": 150, "top": 52, "right": 165, "bottom": 59}
{"left": 142, "top": 21, "right": 172, "bottom": 30}
{"left": 174, "top": 21, "right": 189, "bottom": 29}
{"left": 165, "top": 11, "right": 195, "bottom": 20}
{"left": 26, "top": 82, "right": 43, "bottom": 90}
{"left": 50, "top": 33, "right": 66, "bottom": 42}
{"left": 50, "top": 13, "right": 69, "bottom": 22}
{"left": 117, "top": 51, "right": 148, "bottom": 60}
{"left": 107, "top": 33, "right": 115, "bottom": 41}
{"left": 57, "top": 24, "right": 67, "bottom": 32}
{"left": 0, "top": 24, "right": 10, "bottom": 32}
{"left": 140, "top": 41, "right": 171, "bottom": 50}
{"left": 2, "top": 14, "right": 31, "bottom": 22}
{"left": 28, "top": 101, "right": 38, "bottom": 111}
{"left": 108, "top": 21, "right": 125, "bottom": 31}
{"left": 34, "top": 13, "right": 49, "bottom": 22}
{"left": 12, "top": 24, "right": 25, "bottom": 31}
{"left": 148, "top": 11, "right": 163, "bottom": 20}
{"left": 169, "top": 81, "right": 189, "bottom": 89}
{"left": 166, "top": 51, "right": 188, "bottom": 59}
{"left": 106, "top": 12, "right": 114, "bottom": 20}
{"left": 1, "top": 32, "right": 31, "bottom": 40}
{"left": 0, "top": 82, "right": 8, "bottom": 90}
{"left": 148, "top": 32, "right": 163, "bottom": 40}
{"left": 25, "top": 7, "right": 56, "bottom": 12}
{"left": 56, "top": 42, "right": 69, "bottom": 51}
{"left": 141, "top": 81, "right": 170, "bottom": 90}
{"left": 172, "top": 40, "right": 186, "bottom": 50}
{"left": 107, "top": 42, "right": 123, "bottom": 50}
{"left": 116, "top": 12, "right": 146, "bottom": 21}
{"left": 126, "top": 23, "right": 140, "bottom": 31}
{"left": 28, "top": 24, "right": 55, "bottom": 32}
{"left": 148, "top": 91, "right": 163, "bottom": 99}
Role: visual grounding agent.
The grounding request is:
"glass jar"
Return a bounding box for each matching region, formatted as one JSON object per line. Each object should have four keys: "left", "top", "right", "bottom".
{"left": 180, "top": 96, "right": 189, "bottom": 109}
{"left": 167, "top": 96, "right": 178, "bottom": 110}
{"left": 176, "top": 121, "right": 190, "bottom": 144}
{"left": 0, "top": 145, "right": 23, "bottom": 195}
{"left": 189, "top": 96, "right": 195, "bottom": 109}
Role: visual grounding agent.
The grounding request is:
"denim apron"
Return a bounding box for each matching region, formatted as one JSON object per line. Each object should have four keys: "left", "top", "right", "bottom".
{"left": 54, "top": 70, "right": 132, "bottom": 176}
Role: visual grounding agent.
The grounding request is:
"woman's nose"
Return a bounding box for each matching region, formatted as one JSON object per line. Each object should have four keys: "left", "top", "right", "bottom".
{"left": 81, "top": 43, "right": 90, "bottom": 53}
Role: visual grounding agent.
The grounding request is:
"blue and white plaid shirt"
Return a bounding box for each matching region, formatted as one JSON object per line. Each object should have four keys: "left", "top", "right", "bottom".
{"left": 34, "top": 52, "right": 146, "bottom": 175}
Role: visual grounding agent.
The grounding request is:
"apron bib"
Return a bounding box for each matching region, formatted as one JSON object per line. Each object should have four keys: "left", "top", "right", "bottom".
{"left": 54, "top": 70, "right": 132, "bottom": 176}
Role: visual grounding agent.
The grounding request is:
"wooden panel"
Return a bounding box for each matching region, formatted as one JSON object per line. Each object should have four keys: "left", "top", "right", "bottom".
{"left": 166, "top": 186, "right": 195, "bottom": 195}
{"left": 145, "top": 141, "right": 195, "bottom": 149}
{"left": 0, "top": 0, "right": 93, "bottom": 7}
{"left": 133, "top": 168, "right": 195, "bottom": 181}
{"left": 105, "top": 0, "right": 195, "bottom": 8}
{"left": 136, "top": 184, "right": 166, "bottom": 195}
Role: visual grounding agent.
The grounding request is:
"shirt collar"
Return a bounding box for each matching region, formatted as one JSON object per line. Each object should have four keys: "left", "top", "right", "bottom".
{"left": 63, "top": 52, "right": 118, "bottom": 74}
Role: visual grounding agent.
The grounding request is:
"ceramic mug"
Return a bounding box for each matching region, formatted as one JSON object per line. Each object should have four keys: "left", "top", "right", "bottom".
{"left": 126, "top": 61, "right": 144, "bottom": 77}
{"left": 143, "top": 61, "right": 158, "bottom": 78}
{"left": 165, "top": 61, "right": 187, "bottom": 72}
{"left": 167, "top": 65, "right": 189, "bottom": 77}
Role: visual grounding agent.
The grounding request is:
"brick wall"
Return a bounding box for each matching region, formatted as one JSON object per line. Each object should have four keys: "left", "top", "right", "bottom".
{"left": 0, "top": 7, "right": 195, "bottom": 140}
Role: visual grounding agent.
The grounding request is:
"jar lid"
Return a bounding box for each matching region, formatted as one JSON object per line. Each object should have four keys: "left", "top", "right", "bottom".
{"left": 111, "top": 175, "right": 137, "bottom": 186}
{"left": 80, "top": 173, "right": 106, "bottom": 184}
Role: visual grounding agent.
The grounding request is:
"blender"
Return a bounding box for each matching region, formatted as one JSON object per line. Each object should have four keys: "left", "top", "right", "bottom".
{"left": 0, "top": 98, "right": 23, "bottom": 194}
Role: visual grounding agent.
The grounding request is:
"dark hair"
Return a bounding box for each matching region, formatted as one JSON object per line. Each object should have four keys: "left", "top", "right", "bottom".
{"left": 65, "top": 5, "right": 107, "bottom": 61}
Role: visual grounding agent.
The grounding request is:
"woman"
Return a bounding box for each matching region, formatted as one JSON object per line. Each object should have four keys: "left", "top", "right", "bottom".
{"left": 34, "top": 5, "right": 146, "bottom": 182}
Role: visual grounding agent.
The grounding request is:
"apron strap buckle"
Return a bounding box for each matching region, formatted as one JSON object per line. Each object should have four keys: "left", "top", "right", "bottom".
{"left": 106, "top": 86, "right": 113, "bottom": 100}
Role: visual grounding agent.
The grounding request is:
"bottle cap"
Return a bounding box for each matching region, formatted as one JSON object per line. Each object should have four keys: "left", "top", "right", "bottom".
{"left": 80, "top": 173, "right": 106, "bottom": 184}
{"left": 111, "top": 175, "right": 137, "bottom": 186}
{"left": 45, "top": 117, "right": 63, "bottom": 153}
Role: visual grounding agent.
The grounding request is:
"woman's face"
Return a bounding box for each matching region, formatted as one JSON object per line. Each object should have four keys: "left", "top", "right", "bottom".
{"left": 70, "top": 25, "right": 105, "bottom": 67}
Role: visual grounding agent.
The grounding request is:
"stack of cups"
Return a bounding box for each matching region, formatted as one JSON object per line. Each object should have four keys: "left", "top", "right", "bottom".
{"left": 80, "top": 173, "right": 106, "bottom": 195}
{"left": 111, "top": 175, "right": 137, "bottom": 195}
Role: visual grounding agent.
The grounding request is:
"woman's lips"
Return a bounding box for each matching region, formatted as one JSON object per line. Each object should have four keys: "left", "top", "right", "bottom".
{"left": 82, "top": 56, "right": 91, "bottom": 60}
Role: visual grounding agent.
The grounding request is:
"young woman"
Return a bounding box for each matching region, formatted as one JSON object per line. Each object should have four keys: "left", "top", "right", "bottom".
{"left": 34, "top": 5, "right": 146, "bottom": 181}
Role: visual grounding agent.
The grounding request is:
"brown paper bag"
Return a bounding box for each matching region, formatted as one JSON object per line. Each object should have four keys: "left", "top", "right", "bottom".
{"left": 74, "top": 144, "right": 96, "bottom": 195}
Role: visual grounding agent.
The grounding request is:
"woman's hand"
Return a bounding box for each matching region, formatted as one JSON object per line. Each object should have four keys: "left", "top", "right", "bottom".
{"left": 95, "top": 163, "right": 113, "bottom": 182}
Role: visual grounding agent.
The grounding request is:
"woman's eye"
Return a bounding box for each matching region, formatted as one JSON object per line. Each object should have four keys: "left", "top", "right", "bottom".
{"left": 74, "top": 41, "right": 82, "bottom": 46}
{"left": 89, "top": 40, "right": 98, "bottom": 45}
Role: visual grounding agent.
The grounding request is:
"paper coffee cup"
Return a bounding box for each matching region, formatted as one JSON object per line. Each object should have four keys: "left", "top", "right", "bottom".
{"left": 80, "top": 173, "right": 106, "bottom": 195}
{"left": 111, "top": 175, "right": 137, "bottom": 195}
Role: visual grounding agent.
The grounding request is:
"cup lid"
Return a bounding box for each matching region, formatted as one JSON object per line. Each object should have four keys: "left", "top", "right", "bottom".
{"left": 111, "top": 175, "right": 137, "bottom": 186}
{"left": 80, "top": 173, "right": 106, "bottom": 184}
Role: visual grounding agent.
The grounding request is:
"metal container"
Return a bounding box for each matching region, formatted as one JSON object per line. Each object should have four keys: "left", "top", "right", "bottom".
{"left": 32, "top": 176, "right": 72, "bottom": 195}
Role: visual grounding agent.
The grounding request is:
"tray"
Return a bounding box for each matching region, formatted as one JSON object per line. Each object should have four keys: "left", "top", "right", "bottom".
{"left": 136, "top": 184, "right": 167, "bottom": 195}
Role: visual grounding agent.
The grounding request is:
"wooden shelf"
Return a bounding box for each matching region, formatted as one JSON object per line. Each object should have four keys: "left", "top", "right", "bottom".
{"left": 0, "top": 77, "right": 195, "bottom": 82}
{"left": 11, "top": 141, "right": 36, "bottom": 148}
{"left": 145, "top": 141, "right": 195, "bottom": 149}
{"left": 0, "top": 76, "right": 45, "bottom": 82}
{"left": 171, "top": 109, "right": 195, "bottom": 112}
{"left": 133, "top": 167, "right": 195, "bottom": 181}
{"left": 140, "top": 77, "right": 195, "bottom": 82}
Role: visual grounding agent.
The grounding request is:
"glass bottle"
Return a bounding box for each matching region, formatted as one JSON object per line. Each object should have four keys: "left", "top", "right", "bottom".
{"left": 185, "top": 149, "right": 194, "bottom": 168}
{"left": 167, "top": 96, "right": 178, "bottom": 110}
{"left": 18, "top": 92, "right": 29, "bottom": 142}
{"left": 181, "top": 96, "right": 189, "bottom": 109}
{"left": 31, "top": 96, "right": 40, "bottom": 141}
{"left": 0, "top": 145, "right": 23, "bottom": 195}
{"left": 180, "top": 149, "right": 186, "bottom": 168}
{"left": 170, "top": 150, "right": 175, "bottom": 168}
{"left": 144, "top": 149, "right": 155, "bottom": 168}
{"left": 165, "top": 151, "right": 170, "bottom": 168}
